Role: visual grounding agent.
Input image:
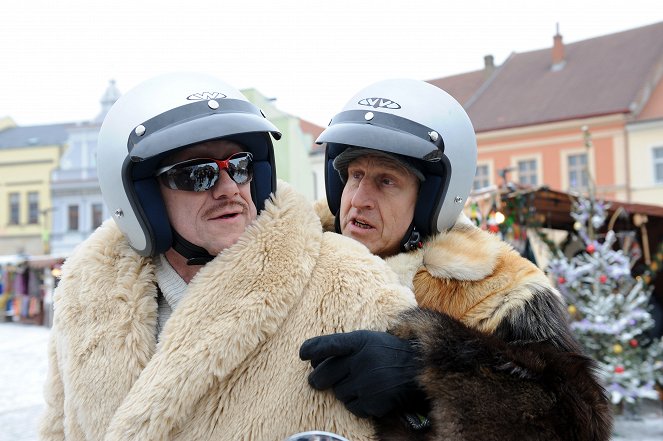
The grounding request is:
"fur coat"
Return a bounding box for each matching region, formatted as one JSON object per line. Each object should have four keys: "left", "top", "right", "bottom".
{"left": 315, "top": 201, "right": 613, "bottom": 441}
{"left": 39, "top": 183, "right": 417, "bottom": 441}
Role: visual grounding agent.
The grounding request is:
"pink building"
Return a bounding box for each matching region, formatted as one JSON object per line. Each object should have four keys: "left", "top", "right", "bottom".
{"left": 428, "top": 21, "right": 663, "bottom": 205}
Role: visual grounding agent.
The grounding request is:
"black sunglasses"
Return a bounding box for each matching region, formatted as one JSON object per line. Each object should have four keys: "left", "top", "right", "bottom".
{"left": 156, "top": 152, "right": 253, "bottom": 192}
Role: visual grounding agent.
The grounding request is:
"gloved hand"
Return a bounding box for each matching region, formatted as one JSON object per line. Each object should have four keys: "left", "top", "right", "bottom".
{"left": 299, "top": 330, "right": 427, "bottom": 418}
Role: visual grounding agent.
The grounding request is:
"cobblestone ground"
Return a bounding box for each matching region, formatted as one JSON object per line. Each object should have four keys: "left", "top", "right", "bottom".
{"left": 1, "top": 322, "right": 661, "bottom": 441}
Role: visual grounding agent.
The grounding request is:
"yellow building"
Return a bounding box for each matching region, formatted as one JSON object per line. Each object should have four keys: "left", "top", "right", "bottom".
{"left": 0, "top": 119, "right": 68, "bottom": 255}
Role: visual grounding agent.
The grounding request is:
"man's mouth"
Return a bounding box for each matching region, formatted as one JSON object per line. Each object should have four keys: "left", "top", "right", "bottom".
{"left": 210, "top": 208, "right": 243, "bottom": 220}
{"left": 206, "top": 201, "right": 246, "bottom": 220}
{"left": 352, "top": 219, "right": 373, "bottom": 229}
{"left": 218, "top": 212, "right": 239, "bottom": 219}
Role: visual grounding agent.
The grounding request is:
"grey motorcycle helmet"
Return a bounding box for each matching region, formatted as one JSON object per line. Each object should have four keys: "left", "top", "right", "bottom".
{"left": 97, "top": 72, "right": 282, "bottom": 258}
{"left": 317, "top": 79, "right": 477, "bottom": 245}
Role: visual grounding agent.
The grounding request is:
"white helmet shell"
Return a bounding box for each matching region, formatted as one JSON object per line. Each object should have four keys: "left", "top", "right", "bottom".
{"left": 317, "top": 79, "right": 477, "bottom": 236}
{"left": 97, "top": 72, "right": 281, "bottom": 256}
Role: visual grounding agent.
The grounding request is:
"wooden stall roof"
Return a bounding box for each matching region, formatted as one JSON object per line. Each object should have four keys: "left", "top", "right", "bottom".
{"left": 500, "top": 186, "right": 663, "bottom": 232}
{"left": 499, "top": 186, "right": 663, "bottom": 300}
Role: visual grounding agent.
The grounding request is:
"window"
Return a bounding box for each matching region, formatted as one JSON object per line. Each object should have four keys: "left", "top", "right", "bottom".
{"left": 654, "top": 147, "right": 663, "bottom": 184}
{"left": 88, "top": 139, "right": 98, "bottom": 167}
{"left": 9, "top": 193, "right": 20, "bottom": 225}
{"left": 68, "top": 205, "right": 79, "bottom": 231}
{"left": 28, "top": 192, "right": 39, "bottom": 224}
{"left": 568, "top": 153, "right": 588, "bottom": 191}
{"left": 473, "top": 164, "right": 490, "bottom": 190}
{"left": 517, "top": 159, "right": 538, "bottom": 186}
{"left": 91, "top": 203, "right": 104, "bottom": 230}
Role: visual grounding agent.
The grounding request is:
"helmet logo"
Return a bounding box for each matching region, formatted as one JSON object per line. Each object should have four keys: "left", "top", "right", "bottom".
{"left": 187, "top": 92, "right": 228, "bottom": 100}
{"left": 358, "top": 97, "right": 401, "bottom": 109}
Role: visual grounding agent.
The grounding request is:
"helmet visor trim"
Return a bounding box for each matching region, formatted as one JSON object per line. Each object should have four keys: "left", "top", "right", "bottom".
{"left": 316, "top": 110, "right": 444, "bottom": 161}
{"left": 127, "top": 99, "right": 281, "bottom": 161}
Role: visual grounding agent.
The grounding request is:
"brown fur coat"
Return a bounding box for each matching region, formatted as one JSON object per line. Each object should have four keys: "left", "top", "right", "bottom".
{"left": 315, "top": 200, "right": 613, "bottom": 441}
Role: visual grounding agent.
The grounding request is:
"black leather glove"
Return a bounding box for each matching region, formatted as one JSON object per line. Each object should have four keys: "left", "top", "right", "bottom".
{"left": 299, "top": 330, "right": 427, "bottom": 418}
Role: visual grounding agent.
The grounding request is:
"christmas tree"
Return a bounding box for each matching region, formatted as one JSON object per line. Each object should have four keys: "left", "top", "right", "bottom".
{"left": 547, "top": 127, "right": 663, "bottom": 407}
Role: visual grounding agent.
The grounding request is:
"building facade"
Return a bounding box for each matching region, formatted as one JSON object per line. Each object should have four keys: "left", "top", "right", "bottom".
{"left": 627, "top": 70, "right": 663, "bottom": 205}
{"left": 49, "top": 80, "right": 121, "bottom": 256}
{"left": 242, "top": 88, "right": 318, "bottom": 200}
{"left": 301, "top": 119, "right": 325, "bottom": 201}
{"left": 427, "top": 21, "right": 663, "bottom": 205}
{"left": 0, "top": 119, "right": 68, "bottom": 255}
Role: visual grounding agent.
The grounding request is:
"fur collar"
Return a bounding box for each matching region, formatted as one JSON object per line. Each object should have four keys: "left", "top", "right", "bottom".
{"left": 312, "top": 199, "right": 502, "bottom": 287}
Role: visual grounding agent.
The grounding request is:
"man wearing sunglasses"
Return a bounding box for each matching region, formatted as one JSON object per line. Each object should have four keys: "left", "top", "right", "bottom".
{"left": 40, "top": 73, "right": 416, "bottom": 441}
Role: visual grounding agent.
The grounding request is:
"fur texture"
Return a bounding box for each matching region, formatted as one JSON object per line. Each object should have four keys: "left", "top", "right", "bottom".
{"left": 315, "top": 202, "right": 612, "bottom": 440}
{"left": 40, "top": 182, "right": 416, "bottom": 441}
{"left": 377, "top": 309, "right": 612, "bottom": 441}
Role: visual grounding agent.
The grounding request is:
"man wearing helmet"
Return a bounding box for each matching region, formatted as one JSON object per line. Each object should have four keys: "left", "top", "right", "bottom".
{"left": 39, "top": 73, "right": 418, "bottom": 441}
{"left": 301, "top": 79, "right": 612, "bottom": 440}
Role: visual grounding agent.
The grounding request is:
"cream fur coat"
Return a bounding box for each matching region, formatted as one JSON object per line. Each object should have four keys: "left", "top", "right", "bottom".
{"left": 40, "top": 183, "right": 416, "bottom": 441}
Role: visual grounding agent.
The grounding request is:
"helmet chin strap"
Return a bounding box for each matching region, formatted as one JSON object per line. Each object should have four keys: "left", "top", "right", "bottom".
{"left": 171, "top": 229, "right": 216, "bottom": 266}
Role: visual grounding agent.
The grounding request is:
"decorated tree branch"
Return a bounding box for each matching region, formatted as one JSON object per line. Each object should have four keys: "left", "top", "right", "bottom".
{"left": 547, "top": 127, "right": 663, "bottom": 406}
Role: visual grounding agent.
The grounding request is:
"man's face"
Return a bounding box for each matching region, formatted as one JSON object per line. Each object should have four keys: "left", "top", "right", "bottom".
{"left": 339, "top": 154, "right": 419, "bottom": 258}
{"left": 159, "top": 140, "right": 257, "bottom": 256}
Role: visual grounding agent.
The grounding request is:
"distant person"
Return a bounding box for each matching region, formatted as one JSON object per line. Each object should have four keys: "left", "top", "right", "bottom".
{"left": 39, "top": 73, "right": 417, "bottom": 441}
{"left": 301, "top": 79, "right": 612, "bottom": 440}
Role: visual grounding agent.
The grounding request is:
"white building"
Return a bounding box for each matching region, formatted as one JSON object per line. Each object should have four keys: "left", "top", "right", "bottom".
{"left": 49, "top": 80, "right": 120, "bottom": 256}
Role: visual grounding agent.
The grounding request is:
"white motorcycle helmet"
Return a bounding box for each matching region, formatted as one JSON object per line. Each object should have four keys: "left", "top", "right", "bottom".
{"left": 97, "top": 72, "right": 281, "bottom": 259}
{"left": 317, "top": 79, "right": 477, "bottom": 248}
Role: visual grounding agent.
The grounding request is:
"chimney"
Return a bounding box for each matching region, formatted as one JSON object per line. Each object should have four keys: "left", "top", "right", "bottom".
{"left": 484, "top": 54, "right": 495, "bottom": 78}
{"left": 552, "top": 23, "right": 565, "bottom": 69}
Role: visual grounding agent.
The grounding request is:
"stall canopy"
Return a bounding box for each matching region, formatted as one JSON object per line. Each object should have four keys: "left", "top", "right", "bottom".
{"left": 498, "top": 186, "right": 663, "bottom": 303}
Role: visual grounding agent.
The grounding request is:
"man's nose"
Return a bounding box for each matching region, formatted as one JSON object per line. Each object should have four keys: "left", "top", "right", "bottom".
{"left": 210, "top": 169, "right": 239, "bottom": 199}
{"left": 351, "top": 180, "right": 375, "bottom": 209}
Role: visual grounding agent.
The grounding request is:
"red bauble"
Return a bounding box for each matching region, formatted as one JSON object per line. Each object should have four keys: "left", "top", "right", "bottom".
{"left": 599, "top": 274, "right": 608, "bottom": 284}
{"left": 558, "top": 276, "right": 566, "bottom": 285}
{"left": 629, "top": 339, "right": 639, "bottom": 348}
{"left": 586, "top": 244, "right": 596, "bottom": 254}
{"left": 489, "top": 224, "right": 499, "bottom": 233}
{"left": 615, "top": 366, "right": 625, "bottom": 374}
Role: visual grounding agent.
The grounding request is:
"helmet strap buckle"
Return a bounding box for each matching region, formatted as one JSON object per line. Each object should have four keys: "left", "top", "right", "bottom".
{"left": 402, "top": 224, "right": 423, "bottom": 252}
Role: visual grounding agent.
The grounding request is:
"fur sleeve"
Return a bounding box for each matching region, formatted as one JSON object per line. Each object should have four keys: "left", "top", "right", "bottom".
{"left": 376, "top": 308, "right": 613, "bottom": 441}
{"left": 39, "top": 330, "right": 65, "bottom": 441}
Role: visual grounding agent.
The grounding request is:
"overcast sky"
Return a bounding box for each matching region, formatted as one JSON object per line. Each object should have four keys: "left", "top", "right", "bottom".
{"left": 1, "top": 0, "right": 661, "bottom": 127}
